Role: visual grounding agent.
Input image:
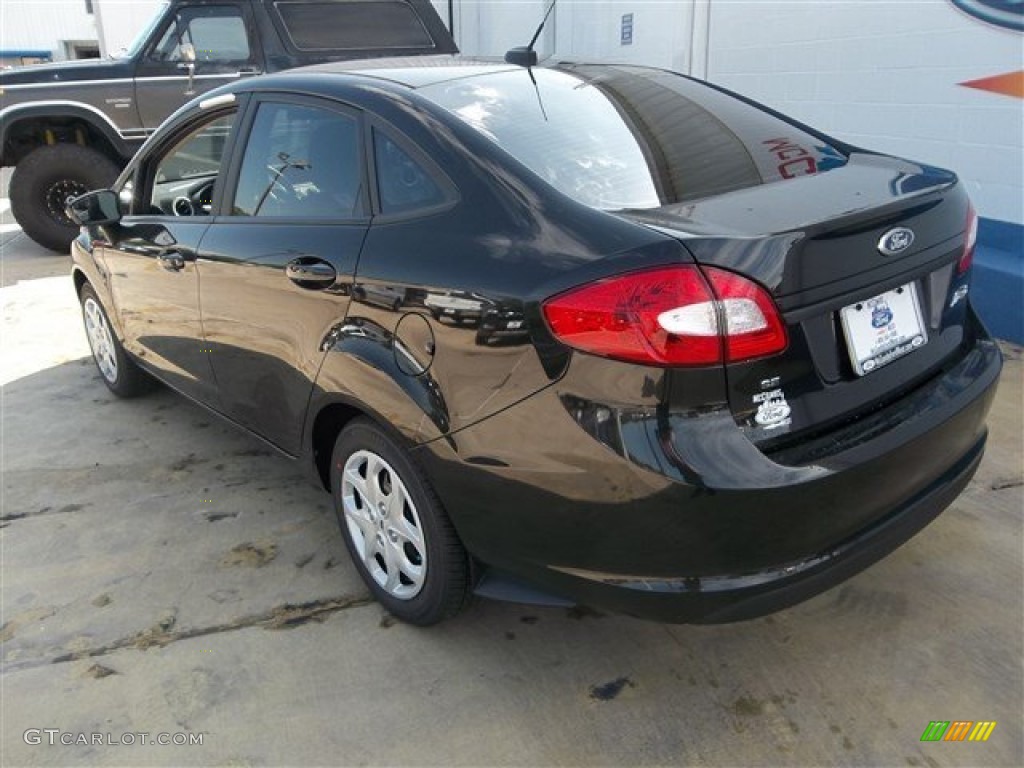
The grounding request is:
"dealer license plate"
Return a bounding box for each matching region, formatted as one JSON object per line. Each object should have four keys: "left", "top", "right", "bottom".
{"left": 840, "top": 282, "right": 928, "bottom": 376}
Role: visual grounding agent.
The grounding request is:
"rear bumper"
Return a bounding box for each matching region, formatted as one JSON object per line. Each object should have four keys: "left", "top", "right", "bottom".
{"left": 417, "top": 316, "right": 1001, "bottom": 623}
{"left": 544, "top": 430, "right": 985, "bottom": 623}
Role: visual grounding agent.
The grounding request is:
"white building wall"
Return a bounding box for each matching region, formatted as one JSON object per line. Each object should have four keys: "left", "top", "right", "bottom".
{"left": 448, "top": 1, "right": 698, "bottom": 72}
{"left": 0, "top": 0, "right": 97, "bottom": 60}
{"left": 553, "top": 0, "right": 693, "bottom": 73}
{"left": 93, "top": 0, "right": 163, "bottom": 57}
{"left": 450, "top": 0, "right": 554, "bottom": 59}
{"left": 704, "top": 0, "right": 1022, "bottom": 226}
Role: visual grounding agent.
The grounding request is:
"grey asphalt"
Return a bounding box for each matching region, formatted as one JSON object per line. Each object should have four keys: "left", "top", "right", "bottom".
{"left": 1, "top": 179, "right": 1022, "bottom": 766}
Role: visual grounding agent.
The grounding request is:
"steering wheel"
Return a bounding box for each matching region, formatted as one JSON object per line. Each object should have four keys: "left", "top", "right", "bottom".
{"left": 171, "top": 178, "right": 216, "bottom": 216}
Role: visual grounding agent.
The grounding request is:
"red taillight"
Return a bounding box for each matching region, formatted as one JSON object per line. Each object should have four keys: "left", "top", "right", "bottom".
{"left": 957, "top": 203, "right": 978, "bottom": 275}
{"left": 542, "top": 265, "right": 787, "bottom": 367}
{"left": 703, "top": 268, "right": 790, "bottom": 363}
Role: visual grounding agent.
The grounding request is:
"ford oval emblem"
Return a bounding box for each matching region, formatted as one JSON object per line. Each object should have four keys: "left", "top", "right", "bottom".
{"left": 878, "top": 227, "right": 915, "bottom": 256}
{"left": 949, "top": 1, "right": 1024, "bottom": 32}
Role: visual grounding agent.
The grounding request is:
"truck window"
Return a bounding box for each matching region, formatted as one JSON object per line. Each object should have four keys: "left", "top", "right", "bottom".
{"left": 149, "top": 6, "right": 251, "bottom": 63}
{"left": 274, "top": 1, "right": 433, "bottom": 50}
{"left": 231, "top": 102, "right": 363, "bottom": 219}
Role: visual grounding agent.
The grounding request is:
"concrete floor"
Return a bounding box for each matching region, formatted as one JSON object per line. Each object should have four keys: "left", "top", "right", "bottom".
{"left": 1, "top": 181, "right": 1022, "bottom": 766}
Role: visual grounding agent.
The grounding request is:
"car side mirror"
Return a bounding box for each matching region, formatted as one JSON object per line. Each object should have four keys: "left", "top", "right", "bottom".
{"left": 66, "top": 189, "right": 122, "bottom": 226}
{"left": 179, "top": 42, "right": 196, "bottom": 63}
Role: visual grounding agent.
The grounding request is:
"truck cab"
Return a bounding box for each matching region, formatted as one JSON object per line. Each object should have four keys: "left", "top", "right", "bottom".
{"left": 0, "top": 0, "right": 457, "bottom": 251}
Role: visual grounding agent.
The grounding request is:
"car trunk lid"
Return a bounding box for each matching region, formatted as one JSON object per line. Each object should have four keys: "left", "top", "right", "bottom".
{"left": 619, "top": 153, "right": 975, "bottom": 451}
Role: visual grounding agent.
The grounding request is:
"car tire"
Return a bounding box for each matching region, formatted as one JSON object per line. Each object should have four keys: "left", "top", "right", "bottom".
{"left": 10, "top": 144, "right": 121, "bottom": 253}
{"left": 331, "top": 418, "right": 470, "bottom": 625}
{"left": 79, "top": 283, "right": 155, "bottom": 398}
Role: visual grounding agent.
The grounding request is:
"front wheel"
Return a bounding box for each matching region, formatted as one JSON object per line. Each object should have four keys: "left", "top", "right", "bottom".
{"left": 330, "top": 418, "right": 470, "bottom": 625}
{"left": 10, "top": 144, "right": 121, "bottom": 253}
{"left": 79, "top": 283, "right": 155, "bottom": 398}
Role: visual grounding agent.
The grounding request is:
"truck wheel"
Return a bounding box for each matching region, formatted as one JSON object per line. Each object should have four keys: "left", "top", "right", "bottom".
{"left": 10, "top": 144, "right": 121, "bottom": 253}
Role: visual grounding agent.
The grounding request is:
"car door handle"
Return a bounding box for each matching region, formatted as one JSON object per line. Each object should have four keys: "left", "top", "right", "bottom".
{"left": 237, "top": 67, "right": 261, "bottom": 77}
{"left": 286, "top": 259, "right": 336, "bottom": 287}
{"left": 158, "top": 251, "right": 186, "bottom": 271}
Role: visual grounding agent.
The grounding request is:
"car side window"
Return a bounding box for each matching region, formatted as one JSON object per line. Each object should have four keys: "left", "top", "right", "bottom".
{"left": 146, "top": 112, "right": 236, "bottom": 216}
{"left": 373, "top": 128, "right": 446, "bottom": 214}
{"left": 231, "top": 102, "right": 363, "bottom": 219}
{"left": 149, "top": 6, "right": 251, "bottom": 63}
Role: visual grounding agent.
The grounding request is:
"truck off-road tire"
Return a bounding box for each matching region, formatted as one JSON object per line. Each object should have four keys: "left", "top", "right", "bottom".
{"left": 10, "top": 144, "right": 121, "bottom": 253}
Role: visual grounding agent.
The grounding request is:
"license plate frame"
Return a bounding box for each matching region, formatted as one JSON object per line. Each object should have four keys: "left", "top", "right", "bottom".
{"left": 839, "top": 282, "right": 928, "bottom": 376}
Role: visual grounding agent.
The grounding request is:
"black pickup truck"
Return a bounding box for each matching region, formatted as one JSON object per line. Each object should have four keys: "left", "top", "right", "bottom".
{"left": 0, "top": 0, "right": 457, "bottom": 251}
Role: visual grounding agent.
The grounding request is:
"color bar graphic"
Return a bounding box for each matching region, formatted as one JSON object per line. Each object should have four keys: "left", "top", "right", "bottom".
{"left": 969, "top": 722, "right": 997, "bottom": 742}
{"left": 920, "top": 720, "right": 996, "bottom": 742}
{"left": 943, "top": 721, "right": 973, "bottom": 741}
{"left": 921, "top": 722, "right": 950, "bottom": 742}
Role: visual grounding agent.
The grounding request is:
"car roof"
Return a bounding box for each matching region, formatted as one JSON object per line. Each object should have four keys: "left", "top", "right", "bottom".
{"left": 284, "top": 55, "right": 558, "bottom": 89}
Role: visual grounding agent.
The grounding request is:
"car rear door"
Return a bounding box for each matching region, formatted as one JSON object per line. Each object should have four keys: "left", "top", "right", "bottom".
{"left": 196, "top": 94, "right": 370, "bottom": 455}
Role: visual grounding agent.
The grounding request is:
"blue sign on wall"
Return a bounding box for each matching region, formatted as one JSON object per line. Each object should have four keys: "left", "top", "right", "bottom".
{"left": 950, "top": 0, "right": 1024, "bottom": 31}
{"left": 621, "top": 13, "right": 633, "bottom": 46}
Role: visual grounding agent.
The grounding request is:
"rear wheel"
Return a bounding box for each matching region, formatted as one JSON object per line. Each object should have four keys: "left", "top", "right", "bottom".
{"left": 10, "top": 144, "right": 121, "bottom": 253}
{"left": 79, "top": 283, "right": 154, "bottom": 398}
{"left": 330, "top": 418, "right": 469, "bottom": 625}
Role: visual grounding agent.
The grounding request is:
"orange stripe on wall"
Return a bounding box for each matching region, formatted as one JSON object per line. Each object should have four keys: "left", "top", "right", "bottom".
{"left": 960, "top": 70, "right": 1024, "bottom": 99}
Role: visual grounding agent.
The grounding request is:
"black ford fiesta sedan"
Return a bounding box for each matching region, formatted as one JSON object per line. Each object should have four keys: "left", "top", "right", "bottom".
{"left": 68, "top": 57, "right": 1001, "bottom": 625}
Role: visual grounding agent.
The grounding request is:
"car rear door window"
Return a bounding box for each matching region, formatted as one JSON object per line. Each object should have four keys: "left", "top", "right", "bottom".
{"left": 231, "top": 102, "right": 362, "bottom": 219}
{"left": 373, "top": 129, "right": 447, "bottom": 215}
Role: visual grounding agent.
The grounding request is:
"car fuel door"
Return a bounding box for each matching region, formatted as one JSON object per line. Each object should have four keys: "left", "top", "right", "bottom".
{"left": 196, "top": 97, "right": 369, "bottom": 455}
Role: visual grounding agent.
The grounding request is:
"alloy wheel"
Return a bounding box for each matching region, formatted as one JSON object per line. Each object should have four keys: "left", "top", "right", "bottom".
{"left": 83, "top": 297, "right": 118, "bottom": 383}
{"left": 340, "top": 449, "right": 427, "bottom": 599}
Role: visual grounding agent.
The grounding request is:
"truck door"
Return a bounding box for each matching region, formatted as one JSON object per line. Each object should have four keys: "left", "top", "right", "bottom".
{"left": 133, "top": 2, "right": 263, "bottom": 129}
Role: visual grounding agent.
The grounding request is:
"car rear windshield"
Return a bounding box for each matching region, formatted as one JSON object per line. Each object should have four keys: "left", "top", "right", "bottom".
{"left": 274, "top": 1, "right": 434, "bottom": 51}
{"left": 420, "top": 64, "right": 848, "bottom": 210}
